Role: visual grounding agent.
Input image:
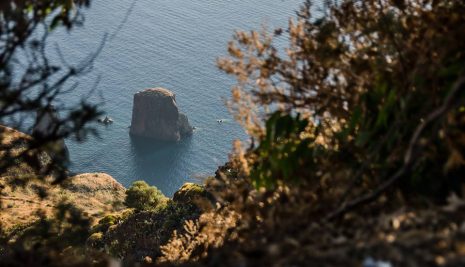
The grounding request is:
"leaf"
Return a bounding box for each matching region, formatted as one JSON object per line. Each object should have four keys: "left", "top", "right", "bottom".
{"left": 355, "top": 131, "right": 371, "bottom": 147}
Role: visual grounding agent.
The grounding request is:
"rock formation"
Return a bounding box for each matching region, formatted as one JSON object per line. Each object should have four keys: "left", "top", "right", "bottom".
{"left": 129, "top": 88, "right": 193, "bottom": 141}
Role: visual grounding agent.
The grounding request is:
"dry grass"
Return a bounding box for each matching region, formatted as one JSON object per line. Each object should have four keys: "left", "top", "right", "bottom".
{"left": 0, "top": 173, "right": 126, "bottom": 229}
{"left": 0, "top": 126, "right": 126, "bottom": 230}
{"left": 0, "top": 125, "right": 31, "bottom": 145}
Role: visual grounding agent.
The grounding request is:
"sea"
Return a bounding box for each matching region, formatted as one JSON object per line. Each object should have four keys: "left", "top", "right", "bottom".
{"left": 46, "top": 0, "right": 308, "bottom": 196}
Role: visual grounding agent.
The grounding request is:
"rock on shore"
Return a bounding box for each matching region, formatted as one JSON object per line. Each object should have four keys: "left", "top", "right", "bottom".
{"left": 129, "top": 88, "right": 193, "bottom": 141}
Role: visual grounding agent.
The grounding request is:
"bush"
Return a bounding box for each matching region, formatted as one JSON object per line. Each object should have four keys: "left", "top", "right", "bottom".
{"left": 86, "top": 232, "right": 104, "bottom": 250}
{"left": 218, "top": 0, "right": 465, "bottom": 200}
{"left": 100, "top": 199, "right": 202, "bottom": 262}
{"left": 124, "top": 181, "right": 166, "bottom": 211}
{"left": 173, "top": 183, "right": 208, "bottom": 204}
{"left": 160, "top": 1, "right": 465, "bottom": 266}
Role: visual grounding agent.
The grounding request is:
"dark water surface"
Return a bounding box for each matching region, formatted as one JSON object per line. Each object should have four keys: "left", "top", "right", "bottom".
{"left": 48, "top": 0, "right": 304, "bottom": 195}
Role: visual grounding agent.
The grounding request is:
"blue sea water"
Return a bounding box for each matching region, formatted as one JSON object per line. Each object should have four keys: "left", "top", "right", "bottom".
{"left": 47, "top": 0, "right": 305, "bottom": 196}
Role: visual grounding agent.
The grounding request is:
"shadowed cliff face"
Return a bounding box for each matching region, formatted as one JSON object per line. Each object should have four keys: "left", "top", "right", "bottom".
{"left": 129, "top": 88, "right": 192, "bottom": 141}
{"left": 32, "top": 106, "right": 70, "bottom": 165}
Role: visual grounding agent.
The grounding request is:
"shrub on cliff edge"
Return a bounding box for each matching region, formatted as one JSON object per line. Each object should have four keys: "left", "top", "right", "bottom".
{"left": 125, "top": 181, "right": 167, "bottom": 212}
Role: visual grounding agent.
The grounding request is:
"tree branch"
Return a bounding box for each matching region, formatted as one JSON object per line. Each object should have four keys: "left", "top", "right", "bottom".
{"left": 325, "top": 75, "right": 465, "bottom": 221}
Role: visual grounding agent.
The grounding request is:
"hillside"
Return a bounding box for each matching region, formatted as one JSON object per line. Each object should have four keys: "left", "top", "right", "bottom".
{"left": 0, "top": 173, "right": 126, "bottom": 229}
{"left": 0, "top": 126, "right": 126, "bottom": 229}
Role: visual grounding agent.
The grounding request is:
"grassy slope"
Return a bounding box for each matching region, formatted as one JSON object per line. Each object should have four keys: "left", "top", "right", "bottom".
{"left": 0, "top": 125, "right": 126, "bottom": 229}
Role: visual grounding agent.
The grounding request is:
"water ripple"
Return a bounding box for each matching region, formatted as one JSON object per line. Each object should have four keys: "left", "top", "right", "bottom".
{"left": 48, "top": 0, "right": 305, "bottom": 196}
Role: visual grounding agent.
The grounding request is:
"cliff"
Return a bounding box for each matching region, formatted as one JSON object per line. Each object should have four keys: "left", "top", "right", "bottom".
{"left": 0, "top": 126, "right": 126, "bottom": 229}
{"left": 0, "top": 173, "right": 126, "bottom": 230}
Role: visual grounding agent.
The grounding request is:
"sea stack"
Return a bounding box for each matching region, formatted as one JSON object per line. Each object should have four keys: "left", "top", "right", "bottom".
{"left": 129, "top": 88, "right": 193, "bottom": 141}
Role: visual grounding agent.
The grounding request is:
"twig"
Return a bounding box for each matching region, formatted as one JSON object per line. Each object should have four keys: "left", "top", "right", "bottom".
{"left": 325, "top": 76, "right": 465, "bottom": 221}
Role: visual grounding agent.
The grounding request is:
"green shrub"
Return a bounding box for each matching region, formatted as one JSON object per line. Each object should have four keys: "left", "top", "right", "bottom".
{"left": 101, "top": 199, "right": 202, "bottom": 261}
{"left": 173, "top": 183, "right": 207, "bottom": 203}
{"left": 86, "top": 232, "right": 104, "bottom": 249}
{"left": 250, "top": 112, "right": 317, "bottom": 188}
{"left": 124, "top": 181, "right": 166, "bottom": 212}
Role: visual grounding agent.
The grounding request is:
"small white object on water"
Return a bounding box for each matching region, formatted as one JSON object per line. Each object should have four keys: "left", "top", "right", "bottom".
{"left": 98, "top": 116, "right": 114, "bottom": 125}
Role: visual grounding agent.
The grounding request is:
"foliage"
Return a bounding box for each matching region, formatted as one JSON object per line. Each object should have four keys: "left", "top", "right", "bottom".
{"left": 88, "top": 209, "right": 134, "bottom": 238}
{"left": 86, "top": 232, "right": 104, "bottom": 250}
{"left": 1, "top": 0, "right": 102, "bottom": 183}
{"left": 98, "top": 183, "right": 210, "bottom": 263}
{"left": 249, "top": 112, "right": 318, "bottom": 188}
{"left": 125, "top": 181, "right": 167, "bottom": 212}
{"left": 0, "top": 1, "right": 108, "bottom": 265}
{"left": 173, "top": 182, "right": 211, "bottom": 204}
{"left": 3, "top": 0, "right": 465, "bottom": 265}
{"left": 161, "top": 0, "right": 465, "bottom": 266}
{"left": 159, "top": 208, "right": 239, "bottom": 264}
{"left": 218, "top": 0, "right": 465, "bottom": 199}
{"left": 0, "top": 202, "right": 101, "bottom": 266}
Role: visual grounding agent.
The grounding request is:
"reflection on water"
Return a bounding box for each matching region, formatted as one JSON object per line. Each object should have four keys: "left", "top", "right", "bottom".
{"left": 129, "top": 135, "right": 192, "bottom": 194}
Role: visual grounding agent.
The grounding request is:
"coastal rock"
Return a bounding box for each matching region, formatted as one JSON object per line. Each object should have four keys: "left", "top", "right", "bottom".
{"left": 178, "top": 113, "right": 193, "bottom": 137}
{"left": 129, "top": 88, "right": 192, "bottom": 141}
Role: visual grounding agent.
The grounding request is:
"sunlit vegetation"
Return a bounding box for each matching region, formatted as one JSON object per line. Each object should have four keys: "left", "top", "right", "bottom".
{"left": 124, "top": 181, "right": 168, "bottom": 212}
{"left": 88, "top": 182, "right": 211, "bottom": 263}
{"left": 160, "top": 0, "right": 465, "bottom": 265}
